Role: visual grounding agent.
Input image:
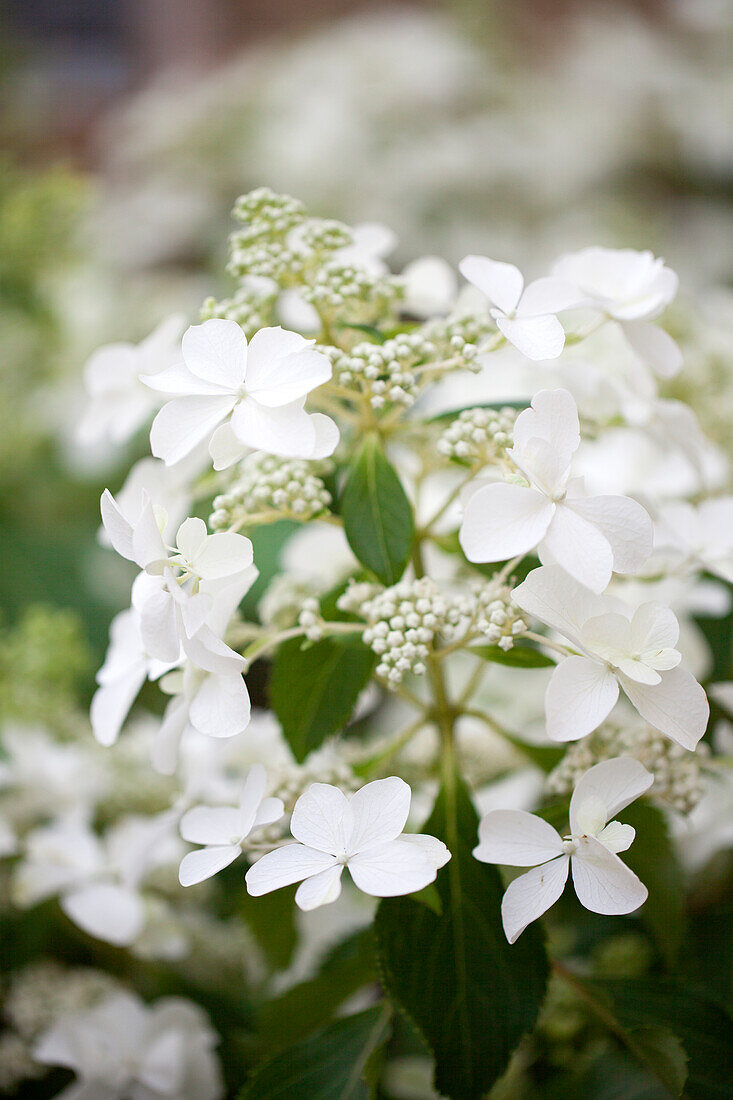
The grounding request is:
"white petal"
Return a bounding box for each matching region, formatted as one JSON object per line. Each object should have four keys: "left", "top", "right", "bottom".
{"left": 460, "top": 483, "right": 554, "bottom": 563}
{"left": 208, "top": 420, "right": 248, "bottom": 470}
{"left": 152, "top": 698, "right": 190, "bottom": 775}
{"left": 473, "top": 810, "right": 563, "bottom": 866}
{"left": 347, "top": 777, "right": 411, "bottom": 853}
{"left": 400, "top": 834, "right": 451, "bottom": 869}
{"left": 545, "top": 656, "right": 619, "bottom": 742}
{"left": 90, "top": 669, "right": 146, "bottom": 747}
{"left": 565, "top": 495, "right": 653, "bottom": 575}
{"left": 100, "top": 490, "right": 134, "bottom": 560}
{"left": 618, "top": 667, "right": 709, "bottom": 750}
{"left": 597, "top": 821, "right": 636, "bottom": 854}
{"left": 191, "top": 531, "right": 254, "bottom": 580}
{"left": 622, "top": 320, "right": 682, "bottom": 378}
{"left": 500, "top": 856, "right": 569, "bottom": 943}
{"left": 133, "top": 497, "right": 168, "bottom": 570}
{"left": 243, "top": 326, "right": 310, "bottom": 391}
{"left": 497, "top": 313, "right": 566, "bottom": 360}
{"left": 571, "top": 836, "right": 647, "bottom": 915}
{"left": 245, "top": 844, "right": 338, "bottom": 895}
{"left": 182, "top": 319, "right": 247, "bottom": 389}
{"left": 180, "top": 807, "right": 241, "bottom": 846}
{"left": 516, "top": 277, "right": 588, "bottom": 317}
{"left": 630, "top": 602, "right": 679, "bottom": 654}
{"left": 248, "top": 347, "right": 331, "bottom": 407}
{"left": 182, "top": 624, "right": 243, "bottom": 675}
{"left": 294, "top": 864, "right": 344, "bottom": 910}
{"left": 458, "top": 255, "right": 524, "bottom": 314}
{"left": 61, "top": 884, "right": 145, "bottom": 946}
{"left": 348, "top": 838, "right": 441, "bottom": 897}
{"left": 139, "top": 587, "right": 180, "bottom": 663}
{"left": 569, "top": 757, "right": 653, "bottom": 834}
{"left": 511, "top": 436, "right": 571, "bottom": 497}
{"left": 176, "top": 517, "right": 208, "bottom": 562}
{"left": 512, "top": 389, "right": 580, "bottom": 461}
{"left": 179, "top": 845, "right": 240, "bottom": 886}
{"left": 512, "top": 564, "right": 611, "bottom": 649}
{"left": 309, "top": 413, "right": 340, "bottom": 458}
{"left": 237, "top": 763, "right": 267, "bottom": 837}
{"left": 230, "top": 397, "right": 317, "bottom": 457}
{"left": 188, "top": 672, "right": 251, "bottom": 738}
{"left": 141, "top": 360, "right": 227, "bottom": 396}
{"left": 253, "top": 797, "right": 286, "bottom": 829}
{"left": 290, "top": 783, "right": 352, "bottom": 854}
{"left": 150, "top": 395, "right": 235, "bottom": 466}
{"left": 580, "top": 612, "right": 633, "bottom": 664}
{"left": 541, "top": 504, "right": 614, "bottom": 593}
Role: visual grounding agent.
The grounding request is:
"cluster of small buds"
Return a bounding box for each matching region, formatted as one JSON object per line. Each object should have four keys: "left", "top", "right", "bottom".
{"left": 437, "top": 406, "right": 517, "bottom": 467}
{"left": 227, "top": 236, "right": 306, "bottom": 283}
{"left": 209, "top": 453, "right": 332, "bottom": 530}
{"left": 421, "top": 311, "right": 496, "bottom": 364}
{"left": 231, "top": 187, "right": 307, "bottom": 234}
{"left": 293, "top": 217, "right": 353, "bottom": 256}
{"left": 358, "top": 577, "right": 462, "bottom": 685}
{"left": 546, "top": 723, "right": 710, "bottom": 813}
{"left": 327, "top": 332, "right": 433, "bottom": 409}
{"left": 298, "top": 597, "right": 325, "bottom": 642}
{"left": 5, "top": 961, "right": 118, "bottom": 1042}
{"left": 201, "top": 278, "right": 278, "bottom": 338}
{"left": 259, "top": 575, "right": 320, "bottom": 631}
{"left": 302, "top": 263, "right": 403, "bottom": 325}
{"left": 336, "top": 580, "right": 385, "bottom": 616}
{"left": 273, "top": 749, "right": 360, "bottom": 812}
{"left": 473, "top": 579, "right": 528, "bottom": 651}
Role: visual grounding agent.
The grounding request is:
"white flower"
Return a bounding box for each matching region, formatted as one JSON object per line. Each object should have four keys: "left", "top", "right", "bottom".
{"left": 459, "top": 389, "right": 653, "bottom": 592}
{"left": 141, "top": 319, "right": 339, "bottom": 468}
{"left": 474, "top": 757, "right": 652, "bottom": 942}
{"left": 656, "top": 497, "right": 733, "bottom": 584}
{"left": 178, "top": 765, "right": 284, "bottom": 886}
{"left": 14, "top": 811, "right": 180, "bottom": 947}
{"left": 245, "top": 777, "right": 450, "bottom": 910}
{"left": 400, "top": 256, "right": 458, "bottom": 317}
{"left": 77, "top": 313, "right": 186, "bottom": 447}
{"left": 34, "top": 991, "right": 223, "bottom": 1100}
{"left": 512, "top": 565, "right": 709, "bottom": 748}
{"left": 551, "top": 247, "right": 681, "bottom": 377}
{"left": 458, "top": 256, "right": 585, "bottom": 360}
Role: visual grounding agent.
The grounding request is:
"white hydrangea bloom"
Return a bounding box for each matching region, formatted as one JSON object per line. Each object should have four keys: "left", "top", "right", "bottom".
{"left": 474, "top": 758, "right": 652, "bottom": 942}
{"left": 513, "top": 565, "right": 709, "bottom": 748}
{"left": 141, "top": 319, "right": 338, "bottom": 468}
{"left": 655, "top": 497, "right": 733, "bottom": 584}
{"left": 551, "top": 247, "right": 681, "bottom": 377}
{"left": 458, "top": 256, "right": 585, "bottom": 360}
{"left": 246, "top": 778, "right": 450, "bottom": 910}
{"left": 460, "top": 389, "right": 653, "bottom": 592}
{"left": 178, "top": 765, "right": 284, "bottom": 886}
{"left": 77, "top": 314, "right": 186, "bottom": 448}
{"left": 34, "top": 991, "right": 223, "bottom": 1100}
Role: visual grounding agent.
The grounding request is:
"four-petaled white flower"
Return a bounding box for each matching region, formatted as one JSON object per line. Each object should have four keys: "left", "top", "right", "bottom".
{"left": 474, "top": 757, "right": 652, "bottom": 942}
{"left": 459, "top": 256, "right": 585, "bottom": 360}
{"left": 178, "top": 765, "right": 284, "bottom": 886}
{"left": 34, "top": 991, "right": 223, "bottom": 1100}
{"left": 656, "top": 497, "right": 733, "bottom": 585}
{"left": 77, "top": 313, "right": 186, "bottom": 448}
{"left": 141, "top": 319, "right": 339, "bottom": 468}
{"left": 551, "top": 247, "right": 681, "bottom": 377}
{"left": 460, "top": 389, "right": 653, "bottom": 593}
{"left": 512, "top": 565, "right": 709, "bottom": 748}
{"left": 245, "top": 778, "right": 450, "bottom": 910}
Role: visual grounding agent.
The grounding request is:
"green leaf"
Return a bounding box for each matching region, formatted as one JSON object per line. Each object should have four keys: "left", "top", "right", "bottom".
{"left": 239, "top": 1004, "right": 392, "bottom": 1099}
{"left": 340, "top": 434, "right": 414, "bottom": 585}
{"left": 588, "top": 978, "right": 733, "bottom": 1099}
{"left": 256, "top": 929, "right": 376, "bottom": 1053}
{"left": 470, "top": 643, "right": 555, "bottom": 668}
{"left": 375, "top": 773, "right": 549, "bottom": 1099}
{"left": 269, "top": 635, "right": 376, "bottom": 762}
{"left": 618, "top": 802, "right": 685, "bottom": 967}
{"left": 238, "top": 885, "right": 298, "bottom": 971}
{"left": 580, "top": 1050, "right": 677, "bottom": 1100}
{"left": 628, "top": 1028, "right": 688, "bottom": 1097}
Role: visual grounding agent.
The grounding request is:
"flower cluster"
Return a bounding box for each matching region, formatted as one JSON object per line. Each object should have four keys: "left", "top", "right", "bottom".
{"left": 473, "top": 578, "right": 528, "bottom": 650}
{"left": 327, "top": 333, "right": 429, "bottom": 409}
{"left": 437, "top": 405, "right": 517, "bottom": 466}
{"left": 209, "top": 453, "right": 332, "bottom": 529}
{"left": 355, "top": 577, "right": 462, "bottom": 684}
